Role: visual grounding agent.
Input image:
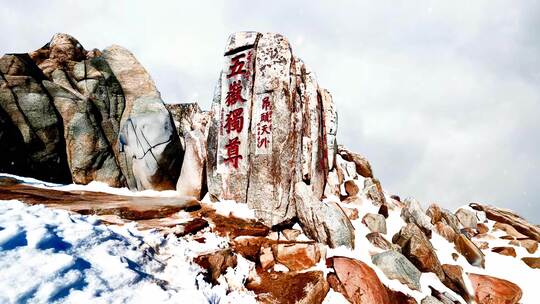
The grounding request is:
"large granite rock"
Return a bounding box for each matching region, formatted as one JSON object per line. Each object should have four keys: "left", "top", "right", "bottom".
{"left": 295, "top": 182, "right": 355, "bottom": 248}
{"left": 0, "top": 53, "right": 72, "bottom": 183}
{"left": 206, "top": 32, "right": 339, "bottom": 227}
{"left": 372, "top": 250, "right": 422, "bottom": 290}
{"left": 103, "top": 45, "right": 183, "bottom": 190}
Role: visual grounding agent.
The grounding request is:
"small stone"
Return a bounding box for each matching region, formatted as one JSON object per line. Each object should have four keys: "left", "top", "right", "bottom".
{"left": 337, "top": 146, "right": 373, "bottom": 178}
{"left": 509, "top": 239, "right": 538, "bottom": 254}
{"left": 344, "top": 180, "right": 359, "bottom": 197}
{"left": 491, "top": 246, "right": 517, "bottom": 257}
{"left": 362, "top": 213, "right": 387, "bottom": 234}
{"left": 521, "top": 257, "right": 540, "bottom": 269}
{"left": 452, "top": 253, "right": 459, "bottom": 261}
{"left": 272, "top": 243, "right": 322, "bottom": 271}
{"left": 342, "top": 207, "right": 359, "bottom": 220}
{"left": 282, "top": 229, "right": 302, "bottom": 241}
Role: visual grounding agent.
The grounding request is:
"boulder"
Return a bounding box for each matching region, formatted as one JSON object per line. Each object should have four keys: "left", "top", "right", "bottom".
{"left": 470, "top": 203, "right": 540, "bottom": 242}
{"left": 194, "top": 248, "right": 237, "bottom": 284}
{"left": 327, "top": 256, "right": 392, "bottom": 304}
{"left": 362, "top": 213, "right": 387, "bottom": 234}
{"left": 247, "top": 270, "right": 329, "bottom": 304}
{"left": 426, "top": 204, "right": 460, "bottom": 233}
{"left": 103, "top": 45, "right": 182, "bottom": 191}
{"left": 493, "top": 222, "right": 528, "bottom": 239}
{"left": 344, "top": 180, "right": 359, "bottom": 197}
{"left": 364, "top": 177, "right": 386, "bottom": 206}
{"left": 469, "top": 273, "right": 522, "bottom": 304}
{"left": 272, "top": 242, "right": 323, "bottom": 271}
{"left": 434, "top": 222, "right": 457, "bottom": 242}
{"left": 441, "top": 264, "right": 470, "bottom": 302}
{"left": 455, "top": 208, "right": 478, "bottom": 229}
{"left": 393, "top": 223, "right": 445, "bottom": 280}
{"left": 401, "top": 198, "right": 434, "bottom": 236}
{"left": 295, "top": 182, "right": 355, "bottom": 248}
{"left": 0, "top": 53, "right": 72, "bottom": 183}
{"left": 366, "top": 232, "right": 399, "bottom": 251}
{"left": 454, "top": 234, "right": 485, "bottom": 268}
{"left": 371, "top": 250, "right": 422, "bottom": 290}
{"left": 337, "top": 145, "right": 373, "bottom": 178}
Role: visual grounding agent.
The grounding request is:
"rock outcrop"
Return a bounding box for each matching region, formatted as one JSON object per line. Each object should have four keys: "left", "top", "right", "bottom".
{"left": 0, "top": 34, "right": 182, "bottom": 191}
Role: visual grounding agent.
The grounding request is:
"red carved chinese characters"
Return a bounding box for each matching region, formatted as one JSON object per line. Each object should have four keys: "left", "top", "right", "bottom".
{"left": 224, "top": 137, "right": 243, "bottom": 169}
{"left": 224, "top": 108, "right": 244, "bottom": 134}
{"left": 225, "top": 81, "right": 246, "bottom": 106}
{"left": 227, "top": 54, "right": 247, "bottom": 78}
{"left": 256, "top": 96, "right": 272, "bottom": 151}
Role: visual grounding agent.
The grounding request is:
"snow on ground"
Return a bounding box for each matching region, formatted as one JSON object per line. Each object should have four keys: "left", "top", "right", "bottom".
{"left": 0, "top": 199, "right": 256, "bottom": 304}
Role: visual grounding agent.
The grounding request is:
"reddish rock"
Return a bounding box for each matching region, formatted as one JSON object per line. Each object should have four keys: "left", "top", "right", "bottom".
{"left": 470, "top": 203, "right": 540, "bottom": 242}
{"left": 454, "top": 234, "right": 485, "bottom": 268}
{"left": 282, "top": 229, "right": 302, "bottom": 241}
{"left": 435, "top": 222, "right": 457, "bottom": 242}
{"left": 366, "top": 232, "right": 399, "bottom": 251}
{"left": 493, "top": 222, "right": 528, "bottom": 240}
{"left": 521, "top": 257, "right": 540, "bottom": 269}
{"left": 469, "top": 273, "right": 522, "bottom": 304}
{"left": 337, "top": 146, "right": 373, "bottom": 178}
{"left": 198, "top": 208, "right": 269, "bottom": 239}
{"left": 194, "top": 249, "right": 237, "bottom": 284}
{"left": 344, "top": 180, "right": 360, "bottom": 197}
{"left": 491, "top": 246, "right": 517, "bottom": 257}
{"left": 509, "top": 239, "right": 538, "bottom": 254}
{"left": 247, "top": 270, "right": 329, "bottom": 304}
{"left": 477, "top": 223, "right": 489, "bottom": 234}
{"left": 327, "top": 256, "right": 392, "bottom": 304}
{"left": 441, "top": 264, "right": 471, "bottom": 302}
{"left": 474, "top": 241, "right": 490, "bottom": 250}
{"left": 272, "top": 243, "right": 323, "bottom": 271}
{"left": 387, "top": 288, "right": 418, "bottom": 304}
{"left": 259, "top": 246, "right": 275, "bottom": 270}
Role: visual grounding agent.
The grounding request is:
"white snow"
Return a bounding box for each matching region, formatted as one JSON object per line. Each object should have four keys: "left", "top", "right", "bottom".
{"left": 0, "top": 199, "right": 255, "bottom": 304}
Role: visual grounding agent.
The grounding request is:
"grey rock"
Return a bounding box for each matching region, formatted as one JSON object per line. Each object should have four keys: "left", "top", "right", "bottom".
{"left": 371, "top": 250, "right": 422, "bottom": 290}
{"left": 176, "top": 129, "right": 206, "bottom": 199}
{"left": 421, "top": 296, "right": 444, "bottom": 304}
{"left": 364, "top": 177, "right": 386, "bottom": 206}
{"left": 455, "top": 208, "right": 478, "bottom": 229}
{"left": 362, "top": 213, "right": 387, "bottom": 234}
{"left": 401, "top": 197, "right": 434, "bottom": 235}
{"left": 295, "top": 181, "right": 355, "bottom": 248}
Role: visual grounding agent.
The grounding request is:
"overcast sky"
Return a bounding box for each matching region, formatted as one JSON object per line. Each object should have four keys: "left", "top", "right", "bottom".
{"left": 2, "top": 1, "right": 539, "bottom": 222}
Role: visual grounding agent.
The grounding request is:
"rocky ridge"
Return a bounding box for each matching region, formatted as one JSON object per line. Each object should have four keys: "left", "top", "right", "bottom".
{"left": 0, "top": 32, "right": 538, "bottom": 303}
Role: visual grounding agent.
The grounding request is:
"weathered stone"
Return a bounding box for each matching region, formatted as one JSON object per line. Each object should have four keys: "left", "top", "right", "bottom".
{"left": 521, "top": 257, "right": 540, "bottom": 269}
{"left": 194, "top": 249, "right": 237, "bottom": 284}
{"left": 335, "top": 154, "right": 357, "bottom": 180}
{"left": 372, "top": 250, "right": 422, "bottom": 290}
{"left": 295, "top": 182, "right": 355, "bottom": 248}
{"left": 0, "top": 53, "right": 72, "bottom": 183}
{"left": 455, "top": 208, "right": 478, "bottom": 229}
{"left": 259, "top": 246, "right": 274, "bottom": 270}
{"left": 282, "top": 229, "right": 302, "bottom": 241}
{"left": 434, "top": 222, "right": 457, "bottom": 242}
{"left": 493, "top": 222, "right": 529, "bottom": 239}
{"left": 337, "top": 145, "right": 373, "bottom": 178}
{"left": 43, "top": 71, "right": 124, "bottom": 187}
{"left": 362, "top": 213, "right": 387, "bottom": 234}
{"left": 393, "top": 223, "right": 444, "bottom": 280}
{"left": 366, "top": 232, "right": 399, "bottom": 251}
{"left": 428, "top": 287, "right": 460, "bottom": 304}
{"left": 470, "top": 203, "right": 540, "bottom": 242}
{"left": 248, "top": 270, "right": 329, "bottom": 304}
{"left": 364, "top": 177, "right": 386, "bottom": 206}
{"left": 103, "top": 45, "right": 182, "bottom": 191}
{"left": 344, "top": 180, "right": 359, "bottom": 197}
{"left": 454, "top": 234, "right": 485, "bottom": 268}
{"left": 491, "top": 246, "right": 517, "bottom": 257}
{"left": 469, "top": 273, "right": 522, "bottom": 304}
{"left": 176, "top": 129, "right": 207, "bottom": 199}
{"left": 426, "top": 204, "right": 460, "bottom": 233}
{"left": 342, "top": 206, "right": 359, "bottom": 220}
{"left": 509, "top": 239, "right": 538, "bottom": 254}
{"left": 421, "top": 296, "right": 444, "bottom": 304}
{"left": 272, "top": 243, "right": 323, "bottom": 271}
{"left": 441, "top": 264, "right": 470, "bottom": 302}
{"left": 477, "top": 223, "right": 489, "bottom": 234}
{"left": 401, "top": 198, "right": 434, "bottom": 236}
{"left": 327, "top": 256, "right": 391, "bottom": 304}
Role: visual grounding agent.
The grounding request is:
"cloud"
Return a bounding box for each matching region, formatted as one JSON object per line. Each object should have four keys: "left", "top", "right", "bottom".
{"left": 1, "top": 0, "right": 538, "bottom": 221}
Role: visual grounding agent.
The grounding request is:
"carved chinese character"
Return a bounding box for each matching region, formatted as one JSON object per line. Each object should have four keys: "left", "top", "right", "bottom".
{"left": 225, "top": 81, "right": 246, "bottom": 106}
{"left": 224, "top": 137, "right": 243, "bottom": 169}
{"left": 227, "top": 53, "right": 247, "bottom": 78}
{"left": 258, "top": 124, "right": 271, "bottom": 136}
{"left": 260, "top": 111, "right": 272, "bottom": 123}
{"left": 262, "top": 96, "right": 271, "bottom": 110}
{"left": 224, "top": 108, "right": 244, "bottom": 134}
{"left": 257, "top": 137, "right": 268, "bottom": 149}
